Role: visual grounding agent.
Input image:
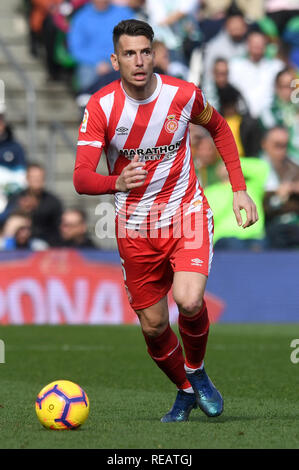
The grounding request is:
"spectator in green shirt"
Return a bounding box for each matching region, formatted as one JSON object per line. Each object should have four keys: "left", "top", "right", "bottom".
{"left": 204, "top": 157, "right": 270, "bottom": 250}
{"left": 260, "top": 67, "right": 299, "bottom": 164}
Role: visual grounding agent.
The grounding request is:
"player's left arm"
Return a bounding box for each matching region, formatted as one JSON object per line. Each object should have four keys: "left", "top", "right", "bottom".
{"left": 191, "top": 98, "right": 258, "bottom": 229}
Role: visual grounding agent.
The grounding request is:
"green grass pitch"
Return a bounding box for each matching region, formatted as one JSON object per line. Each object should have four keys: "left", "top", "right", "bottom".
{"left": 0, "top": 324, "right": 298, "bottom": 449}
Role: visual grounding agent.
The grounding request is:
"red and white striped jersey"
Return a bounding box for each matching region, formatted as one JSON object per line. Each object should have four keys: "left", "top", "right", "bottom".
{"left": 76, "top": 74, "right": 209, "bottom": 228}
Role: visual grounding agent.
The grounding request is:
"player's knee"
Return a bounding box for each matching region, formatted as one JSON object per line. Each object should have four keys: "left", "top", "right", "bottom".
{"left": 175, "top": 296, "right": 203, "bottom": 317}
{"left": 141, "top": 318, "right": 168, "bottom": 338}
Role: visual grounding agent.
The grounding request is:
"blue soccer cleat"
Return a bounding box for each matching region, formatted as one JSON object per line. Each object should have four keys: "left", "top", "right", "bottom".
{"left": 161, "top": 390, "right": 197, "bottom": 423}
{"left": 187, "top": 367, "right": 223, "bottom": 417}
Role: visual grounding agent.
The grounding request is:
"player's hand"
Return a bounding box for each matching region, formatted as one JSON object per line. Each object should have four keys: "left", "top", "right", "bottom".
{"left": 115, "top": 154, "right": 148, "bottom": 192}
{"left": 233, "top": 190, "right": 259, "bottom": 229}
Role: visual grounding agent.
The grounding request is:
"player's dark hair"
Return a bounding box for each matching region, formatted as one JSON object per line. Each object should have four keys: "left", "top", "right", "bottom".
{"left": 113, "top": 19, "right": 154, "bottom": 50}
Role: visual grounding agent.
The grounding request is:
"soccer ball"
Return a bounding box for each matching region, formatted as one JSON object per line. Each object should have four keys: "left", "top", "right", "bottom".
{"left": 35, "top": 380, "right": 89, "bottom": 430}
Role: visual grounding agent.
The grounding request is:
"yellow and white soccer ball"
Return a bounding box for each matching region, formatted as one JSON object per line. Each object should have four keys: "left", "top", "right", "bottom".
{"left": 35, "top": 380, "right": 89, "bottom": 430}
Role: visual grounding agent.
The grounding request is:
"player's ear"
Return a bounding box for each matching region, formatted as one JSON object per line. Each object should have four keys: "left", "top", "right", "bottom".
{"left": 111, "top": 53, "right": 119, "bottom": 71}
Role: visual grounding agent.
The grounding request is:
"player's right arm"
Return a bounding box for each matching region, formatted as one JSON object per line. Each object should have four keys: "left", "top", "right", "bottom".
{"left": 73, "top": 96, "right": 147, "bottom": 195}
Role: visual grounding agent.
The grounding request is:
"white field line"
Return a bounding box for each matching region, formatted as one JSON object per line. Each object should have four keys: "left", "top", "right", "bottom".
{"left": 5, "top": 344, "right": 114, "bottom": 352}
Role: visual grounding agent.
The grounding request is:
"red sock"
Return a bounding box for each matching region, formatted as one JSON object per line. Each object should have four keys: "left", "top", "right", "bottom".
{"left": 142, "top": 323, "right": 191, "bottom": 390}
{"left": 178, "top": 300, "right": 210, "bottom": 369}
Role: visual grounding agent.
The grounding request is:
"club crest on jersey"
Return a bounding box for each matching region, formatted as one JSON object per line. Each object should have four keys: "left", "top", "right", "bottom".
{"left": 165, "top": 115, "right": 178, "bottom": 134}
{"left": 80, "top": 109, "right": 89, "bottom": 133}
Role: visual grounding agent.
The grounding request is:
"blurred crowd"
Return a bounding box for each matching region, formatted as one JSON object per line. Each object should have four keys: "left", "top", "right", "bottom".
{"left": 0, "top": 0, "right": 299, "bottom": 251}
{"left": 0, "top": 107, "right": 96, "bottom": 250}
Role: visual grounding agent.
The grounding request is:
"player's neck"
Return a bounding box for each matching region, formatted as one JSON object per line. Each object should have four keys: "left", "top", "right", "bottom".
{"left": 121, "top": 74, "right": 157, "bottom": 101}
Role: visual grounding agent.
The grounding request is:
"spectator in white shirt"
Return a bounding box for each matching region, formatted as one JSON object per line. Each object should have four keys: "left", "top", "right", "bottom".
{"left": 145, "top": 0, "right": 200, "bottom": 76}
{"left": 202, "top": 12, "right": 248, "bottom": 88}
{"left": 229, "top": 31, "right": 284, "bottom": 118}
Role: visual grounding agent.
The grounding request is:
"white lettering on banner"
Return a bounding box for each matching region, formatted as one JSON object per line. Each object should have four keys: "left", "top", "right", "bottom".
{"left": 0, "top": 288, "right": 6, "bottom": 321}
{"left": 0, "top": 339, "right": 4, "bottom": 363}
{"left": 89, "top": 281, "right": 123, "bottom": 324}
{"left": 47, "top": 278, "right": 88, "bottom": 324}
{"left": 0, "top": 278, "right": 125, "bottom": 324}
{"left": 7, "top": 278, "right": 46, "bottom": 324}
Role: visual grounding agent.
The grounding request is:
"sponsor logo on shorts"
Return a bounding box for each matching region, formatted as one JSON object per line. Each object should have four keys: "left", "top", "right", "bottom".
{"left": 191, "top": 258, "right": 203, "bottom": 266}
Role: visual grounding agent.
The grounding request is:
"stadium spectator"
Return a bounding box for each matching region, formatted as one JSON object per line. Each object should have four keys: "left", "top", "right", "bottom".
{"left": 0, "top": 210, "right": 48, "bottom": 250}
{"left": 113, "top": 0, "right": 145, "bottom": 10}
{"left": 52, "top": 0, "right": 89, "bottom": 33}
{"left": 67, "top": 0, "right": 135, "bottom": 91}
{"left": 192, "top": 134, "right": 221, "bottom": 188}
{"left": 46, "top": 0, "right": 90, "bottom": 80}
{"left": 3, "top": 163, "right": 63, "bottom": 246}
{"left": 27, "top": 0, "right": 67, "bottom": 80}
{"left": 200, "top": 0, "right": 264, "bottom": 22}
{"left": 204, "top": 57, "right": 248, "bottom": 113}
{"left": 260, "top": 67, "right": 299, "bottom": 164}
{"left": 0, "top": 111, "right": 27, "bottom": 221}
{"left": 202, "top": 11, "right": 248, "bottom": 88}
{"left": 205, "top": 157, "right": 269, "bottom": 250}
{"left": 27, "top": 0, "right": 61, "bottom": 58}
{"left": 262, "top": 126, "right": 299, "bottom": 248}
{"left": 220, "top": 86, "right": 263, "bottom": 157}
{"left": 58, "top": 208, "right": 96, "bottom": 248}
{"left": 144, "top": 0, "right": 201, "bottom": 78}
{"left": 265, "top": 0, "right": 299, "bottom": 35}
{"left": 152, "top": 40, "right": 170, "bottom": 75}
{"left": 229, "top": 31, "right": 285, "bottom": 118}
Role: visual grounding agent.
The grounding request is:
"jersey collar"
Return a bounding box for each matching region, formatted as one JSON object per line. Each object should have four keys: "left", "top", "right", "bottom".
{"left": 120, "top": 73, "right": 162, "bottom": 105}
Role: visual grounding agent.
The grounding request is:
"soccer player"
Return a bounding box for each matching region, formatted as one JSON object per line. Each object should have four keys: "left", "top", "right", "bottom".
{"left": 73, "top": 19, "right": 258, "bottom": 422}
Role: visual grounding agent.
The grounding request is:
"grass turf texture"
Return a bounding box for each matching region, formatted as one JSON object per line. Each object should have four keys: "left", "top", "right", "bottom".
{"left": 0, "top": 324, "right": 298, "bottom": 449}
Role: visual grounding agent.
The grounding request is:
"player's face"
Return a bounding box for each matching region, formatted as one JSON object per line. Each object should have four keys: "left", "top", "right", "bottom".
{"left": 111, "top": 35, "right": 155, "bottom": 94}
